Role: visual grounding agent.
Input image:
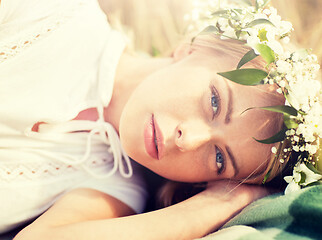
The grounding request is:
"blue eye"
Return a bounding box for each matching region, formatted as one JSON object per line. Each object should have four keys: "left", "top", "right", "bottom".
{"left": 210, "top": 86, "right": 220, "bottom": 119}
{"left": 216, "top": 147, "right": 225, "bottom": 174}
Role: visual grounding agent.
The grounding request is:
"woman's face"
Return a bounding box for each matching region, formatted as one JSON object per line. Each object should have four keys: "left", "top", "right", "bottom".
{"left": 119, "top": 54, "right": 280, "bottom": 183}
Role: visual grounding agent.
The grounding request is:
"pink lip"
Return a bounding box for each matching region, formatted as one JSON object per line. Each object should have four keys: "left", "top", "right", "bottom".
{"left": 144, "top": 115, "right": 159, "bottom": 160}
{"left": 153, "top": 116, "right": 164, "bottom": 159}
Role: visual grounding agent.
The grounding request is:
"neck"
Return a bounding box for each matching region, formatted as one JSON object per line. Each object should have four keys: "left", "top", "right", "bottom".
{"left": 104, "top": 51, "right": 173, "bottom": 132}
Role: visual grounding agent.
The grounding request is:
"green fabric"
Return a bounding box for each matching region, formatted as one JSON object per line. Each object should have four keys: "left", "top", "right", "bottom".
{"left": 199, "top": 185, "right": 322, "bottom": 240}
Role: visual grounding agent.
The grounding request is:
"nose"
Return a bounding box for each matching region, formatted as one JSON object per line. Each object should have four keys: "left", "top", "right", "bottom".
{"left": 175, "top": 119, "right": 213, "bottom": 152}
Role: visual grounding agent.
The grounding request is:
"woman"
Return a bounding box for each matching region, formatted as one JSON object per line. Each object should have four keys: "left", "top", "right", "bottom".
{"left": 0, "top": 0, "right": 319, "bottom": 239}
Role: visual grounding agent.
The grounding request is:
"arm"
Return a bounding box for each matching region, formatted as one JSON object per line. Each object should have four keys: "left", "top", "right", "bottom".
{"left": 14, "top": 181, "right": 269, "bottom": 240}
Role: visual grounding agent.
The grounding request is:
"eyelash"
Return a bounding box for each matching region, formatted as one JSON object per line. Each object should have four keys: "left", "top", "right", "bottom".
{"left": 215, "top": 146, "right": 225, "bottom": 175}
{"left": 209, "top": 86, "right": 224, "bottom": 174}
{"left": 210, "top": 86, "right": 221, "bottom": 119}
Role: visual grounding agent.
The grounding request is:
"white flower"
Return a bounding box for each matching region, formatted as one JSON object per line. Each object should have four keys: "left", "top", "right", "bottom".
{"left": 305, "top": 144, "right": 318, "bottom": 155}
{"left": 263, "top": 9, "right": 271, "bottom": 15}
{"left": 284, "top": 178, "right": 301, "bottom": 195}
{"left": 265, "top": 26, "right": 277, "bottom": 42}
{"left": 282, "top": 36, "right": 290, "bottom": 44}
{"left": 269, "top": 14, "right": 281, "bottom": 26}
{"left": 247, "top": 39, "right": 261, "bottom": 54}
{"left": 279, "top": 21, "right": 293, "bottom": 35}
{"left": 257, "top": 0, "right": 264, "bottom": 6}
{"left": 254, "top": 12, "right": 268, "bottom": 20}
{"left": 298, "top": 163, "right": 322, "bottom": 186}
{"left": 271, "top": 147, "right": 277, "bottom": 154}
{"left": 276, "top": 60, "right": 292, "bottom": 73}
{"left": 268, "top": 40, "right": 284, "bottom": 55}
{"left": 286, "top": 129, "right": 296, "bottom": 136}
{"left": 284, "top": 162, "right": 322, "bottom": 194}
{"left": 292, "top": 52, "right": 300, "bottom": 61}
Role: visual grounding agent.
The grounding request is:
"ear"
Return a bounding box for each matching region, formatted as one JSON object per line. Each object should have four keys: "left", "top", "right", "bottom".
{"left": 172, "top": 42, "right": 193, "bottom": 62}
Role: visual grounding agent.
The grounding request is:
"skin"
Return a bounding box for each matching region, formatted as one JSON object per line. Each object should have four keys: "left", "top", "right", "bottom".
{"left": 15, "top": 181, "right": 269, "bottom": 240}
{"left": 13, "top": 48, "right": 275, "bottom": 240}
{"left": 9, "top": 1, "right": 280, "bottom": 239}
{"left": 119, "top": 49, "right": 281, "bottom": 183}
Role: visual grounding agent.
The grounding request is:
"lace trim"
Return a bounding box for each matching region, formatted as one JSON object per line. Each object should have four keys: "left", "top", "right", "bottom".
{"left": 0, "top": 1, "right": 86, "bottom": 63}
{"left": 0, "top": 154, "right": 113, "bottom": 182}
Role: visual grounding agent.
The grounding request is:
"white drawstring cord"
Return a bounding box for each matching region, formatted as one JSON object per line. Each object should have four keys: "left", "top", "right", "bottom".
{"left": 23, "top": 105, "right": 133, "bottom": 179}
{"left": 96, "top": 103, "right": 133, "bottom": 178}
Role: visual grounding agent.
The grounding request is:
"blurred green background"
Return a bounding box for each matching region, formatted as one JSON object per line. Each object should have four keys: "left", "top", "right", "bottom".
{"left": 99, "top": 0, "right": 322, "bottom": 69}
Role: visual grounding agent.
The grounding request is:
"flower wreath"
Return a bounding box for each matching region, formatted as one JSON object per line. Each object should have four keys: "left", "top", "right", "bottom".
{"left": 184, "top": 0, "right": 322, "bottom": 194}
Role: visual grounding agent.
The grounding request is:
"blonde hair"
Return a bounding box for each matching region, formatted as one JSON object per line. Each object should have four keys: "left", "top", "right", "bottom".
{"left": 159, "top": 34, "right": 289, "bottom": 207}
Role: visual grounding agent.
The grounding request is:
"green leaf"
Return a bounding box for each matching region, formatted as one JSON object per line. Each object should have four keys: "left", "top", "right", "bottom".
{"left": 262, "top": 169, "right": 272, "bottom": 184}
{"left": 299, "top": 172, "right": 306, "bottom": 184}
{"left": 255, "top": 0, "right": 259, "bottom": 10}
{"left": 241, "top": 0, "right": 252, "bottom": 6}
{"left": 211, "top": 10, "right": 230, "bottom": 17}
{"left": 235, "top": 30, "right": 242, "bottom": 39}
{"left": 191, "top": 25, "right": 219, "bottom": 43}
{"left": 253, "top": 127, "right": 287, "bottom": 144}
{"left": 237, "top": 49, "right": 258, "bottom": 69}
{"left": 231, "top": 0, "right": 252, "bottom": 6}
{"left": 230, "top": 9, "right": 242, "bottom": 21}
{"left": 218, "top": 69, "right": 268, "bottom": 85}
{"left": 200, "top": 25, "right": 220, "bottom": 34}
{"left": 260, "top": 105, "right": 298, "bottom": 116}
{"left": 284, "top": 115, "right": 299, "bottom": 129}
{"left": 212, "top": 9, "right": 242, "bottom": 21}
{"left": 255, "top": 44, "right": 275, "bottom": 65}
{"left": 241, "top": 105, "right": 298, "bottom": 117}
{"left": 262, "top": 0, "right": 272, "bottom": 8}
{"left": 306, "top": 162, "right": 322, "bottom": 175}
{"left": 228, "top": 19, "right": 235, "bottom": 29}
{"left": 245, "top": 19, "right": 275, "bottom": 28}
{"left": 306, "top": 181, "right": 322, "bottom": 187}
{"left": 283, "top": 92, "right": 305, "bottom": 115}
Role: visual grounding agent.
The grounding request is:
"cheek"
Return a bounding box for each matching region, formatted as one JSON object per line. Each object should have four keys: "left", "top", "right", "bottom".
{"left": 156, "top": 152, "right": 214, "bottom": 182}
{"left": 238, "top": 141, "right": 272, "bottom": 178}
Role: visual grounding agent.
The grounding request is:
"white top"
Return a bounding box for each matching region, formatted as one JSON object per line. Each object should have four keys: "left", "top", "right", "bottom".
{"left": 0, "top": 0, "right": 147, "bottom": 233}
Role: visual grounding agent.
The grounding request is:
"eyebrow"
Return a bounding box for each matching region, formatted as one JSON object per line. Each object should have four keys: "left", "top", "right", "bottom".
{"left": 225, "top": 146, "right": 239, "bottom": 177}
{"left": 225, "top": 85, "right": 233, "bottom": 124}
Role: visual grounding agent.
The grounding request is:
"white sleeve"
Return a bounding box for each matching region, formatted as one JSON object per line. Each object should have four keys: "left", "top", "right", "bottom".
{"left": 71, "top": 161, "right": 148, "bottom": 214}
{"left": 0, "top": 0, "right": 84, "bottom": 25}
